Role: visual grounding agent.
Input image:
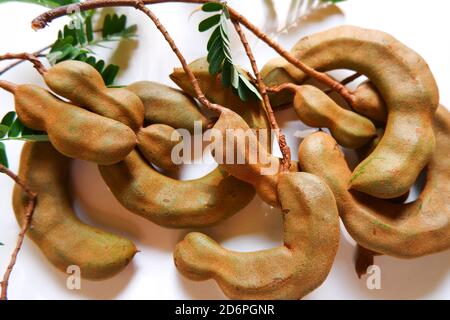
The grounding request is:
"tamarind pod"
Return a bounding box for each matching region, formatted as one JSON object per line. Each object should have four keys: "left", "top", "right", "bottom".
{"left": 169, "top": 58, "right": 271, "bottom": 144}
{"left": 137, "top": 124, "right": 180, "bottom": 173}
{"left": 173, "top": 172, "right": 340, "bottom": 300}
{"left": 298, "top": 106, "right": 450, "bottom": 258}
{"left": 212, "top": 108, "right": 281, "bottom": 207}
{"left": 98, "top": 150, "right": 255, "bottom": 228}
{"left": 356, "top": 129, "right": 410, "bottom": 204}
{"left": 353, "top": 81, "right": 387, "bottom": 123}
{"left": 13, "top": 142, "right": 137, "bottom": 280}
{"left": 292, "top": 85, "right": 376, "bottom": 148}
{"left": 43, "top": 60, "right": 144, "bottom": 132}
{"left": 14, "top": 84, "right": 137, "bottom": 165}
{"left": 127, "top": 81, "right": 208, "bottom": 132}
{"left": 262, "top": 26, "right": 439, "bottom": 199}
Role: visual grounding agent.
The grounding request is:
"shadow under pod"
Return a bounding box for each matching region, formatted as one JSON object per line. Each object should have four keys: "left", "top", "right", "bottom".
{"left": 52, "top": 261, "right": 137, "bottom": 300}
{"left": 175, "top": 194, "right": 283, "bottom": 253}
{"left": 109, "top": 39, "right": 139, "bottom": 75}
{"left": 20, "top": 233, "right": 137, "bottom": 300}
{"left": 308, "top": 223, "right": 450, "bottom": 300}
{"left": 71, "top": 160, "right": 184, "bottom": 252}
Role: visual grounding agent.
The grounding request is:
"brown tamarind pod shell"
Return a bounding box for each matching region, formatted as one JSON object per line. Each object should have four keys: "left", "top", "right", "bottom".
{"left": 292, "top": 85, "right": 376, "bottom": 148}
{"left": 169, "top": 57, "right": 271, "bottom": 149}
{"left": 13, "top": 142, "right": 137, "bottom": 280}
{"left": 44, "top": 60, "right": 144, "bottom": 132}
{"left": 137, "top": 124, "right": 181, "bottom": 173}
{"left": 14, "top": 84, "right": 137, "bottom": 165}
{"left": 353, "top": 81, "right": 388, "bottom": 123}
{"left": 262, "top": 25, "right": 439, "bottom": 199}
{"left": 98, "top": 150, "right": 255, "bottom": 228}
{"left": 127, "top": 81, "right": 208, "bottom": 132}
{"left": 298, "top": 106, "right": 450, "bottom": 258}
{"left": 212, "top": 108, "right": 281, "bottom": 207}
{"left": 174, "top": 172, "right": 340, "bottom": 300}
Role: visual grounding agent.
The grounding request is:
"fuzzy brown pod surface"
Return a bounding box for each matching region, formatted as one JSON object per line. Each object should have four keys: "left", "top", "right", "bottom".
{"left": 298, "top": 106, "right": 450, "bottom": 258}
{"left": 13, "top": 142, "right": 137, "bottom": 279}
{"left": 174, "top": 172, "right": 340, "bottom": 300}
{"left": 262, "top": 25, "right": 439, "bottom": 200}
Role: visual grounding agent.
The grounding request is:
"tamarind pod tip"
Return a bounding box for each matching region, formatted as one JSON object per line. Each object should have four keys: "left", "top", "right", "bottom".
{"left": 13, "top": 84, "right": 137, "bottom": 165}
{"left": 299, "top": 107, "right": 450, "bottom": 258}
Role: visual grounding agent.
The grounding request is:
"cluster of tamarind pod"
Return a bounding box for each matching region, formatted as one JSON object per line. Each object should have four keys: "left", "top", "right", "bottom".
{"left": 5, "top": 25, "right": 450, "bottom": 299}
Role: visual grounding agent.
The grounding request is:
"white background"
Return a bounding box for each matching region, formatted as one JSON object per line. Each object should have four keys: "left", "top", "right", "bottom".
{"left": 0, "top": 0, "right": 449, "bottom": 300}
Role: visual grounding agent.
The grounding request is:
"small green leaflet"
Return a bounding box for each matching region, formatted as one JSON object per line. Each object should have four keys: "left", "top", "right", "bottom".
{"left": 199, "top": 2, "right": 262, "bottom": 102}
{"left": 0, "top": 111, "right": 49, "bottom": 167}
{"left": 47, "top": 14, "right": 137, "bottom": 86}
{"left": 0, "top": 142, "right": 8, "bottom": 168}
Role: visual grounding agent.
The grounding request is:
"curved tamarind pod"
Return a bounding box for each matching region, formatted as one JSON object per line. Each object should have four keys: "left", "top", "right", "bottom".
{"left": 170, "top": 58, "right": 271, "bottom": 144}
{"left": 298, "top": 107, "right": 450, "bottom": 258}
{"left": 173, "top": 172, "right": 340, "bottom": 300}
{"left": 43, "top": 60, "right": 144, "bottom": 132}
{"left": 13, "top": 142, "right": 137, "bottom": 280}
{"left": 99, "top": 149, "right": 255, "bottom": 228}
{"left": 127, "top": 81, "right": 208, "bottom": 132}
{"left": 356, "top": 128, "right": 409, "bottom": 204}
{"left": 291, "top": 84, "right": 376, "bottom": 148}
{"left": 212, "top": 109, "right": 281, "bottom": 207}
{"left": 14, "top": 84, "right": 137, "bottom": 165}
{"left": 262, "top": 26, "right": 439, "bottom": 199}
{"left": 137, "top": 124, "right": 181, "bottom": 173}
{"left": 353, "top": 81, "right": 387, "bottom": 123}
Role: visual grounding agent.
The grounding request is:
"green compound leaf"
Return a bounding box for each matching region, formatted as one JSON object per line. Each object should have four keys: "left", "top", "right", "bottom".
{"left": 48, "top": 13, "right": 137, "bottom": 86}
{"left": 199, "top": 4, "right": 262, "bottom": 102}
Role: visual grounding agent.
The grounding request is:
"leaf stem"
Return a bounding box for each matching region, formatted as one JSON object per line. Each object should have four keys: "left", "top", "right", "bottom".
{"left": 232, "top": 20, "right": 291, "bottom": 172}
{"left": 226, "top": 6, "right": 356, "bottom": 108}
{"left": 133, "top": 1, "right": 224, "bottom": 113}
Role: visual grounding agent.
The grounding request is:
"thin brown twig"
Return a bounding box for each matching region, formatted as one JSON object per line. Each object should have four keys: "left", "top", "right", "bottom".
{"left": 0, "top": 27, "right": 105, "bottom": 77}
{"left": 30, "top": 0, "right": 355, "bottom": 106}
{"left": 0, "top": 53, "right": 47, "bottom": 75}
{"left": 0, "top": 46, "right": 51, "bottom": 77}
{"left": 0, "top": 164, "right": 37, "bottom": 300}
{"left": 226, "top": 6, "right": 357, "bottom": 107}
{"left": 232, "top": 20, "right": 291, "bottom": 172}
{"left": 323, "top": 72, "right": 362, "bottom": 94}
{"left": 133, "top": 1, "right": 224, "bottom": 113}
